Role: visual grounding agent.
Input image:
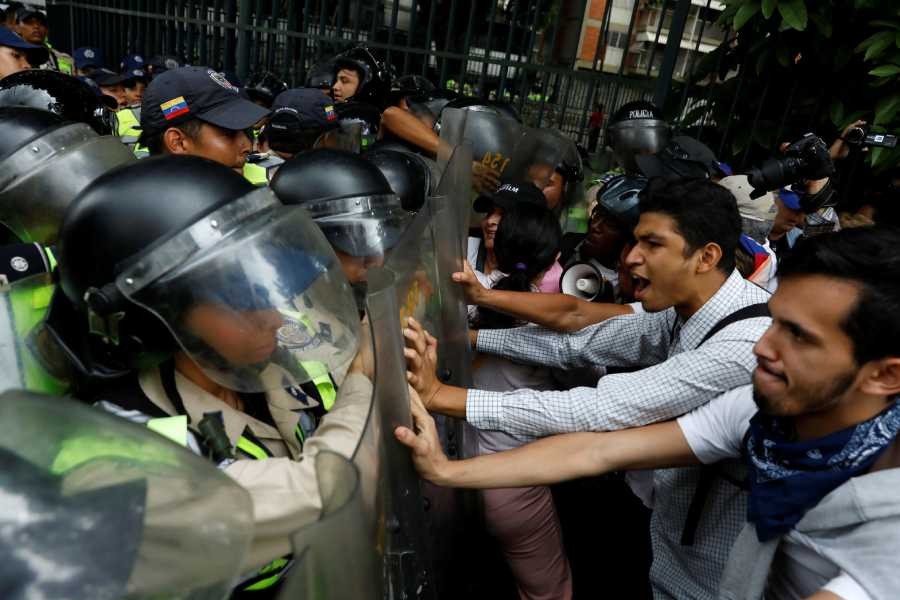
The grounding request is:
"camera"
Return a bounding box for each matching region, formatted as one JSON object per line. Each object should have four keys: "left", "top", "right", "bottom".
{"left": 746, "top": 133, "right": 835, "bottom": 197}
{"left": 843, "top": 125, "right": 898, "bottom": 149}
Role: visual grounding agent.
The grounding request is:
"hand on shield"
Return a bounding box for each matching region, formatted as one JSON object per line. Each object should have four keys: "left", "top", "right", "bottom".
{"left": 394, "top": 385, "right": 449, "bottom": 484}
{"left": 472, "top": 161, "right": 501, "bottom": 196}
{"left": 402, "top": 317, "right": 442, "bottom": 409}
{"left": 451, "top": 260, "right": 488, "bottom": 305}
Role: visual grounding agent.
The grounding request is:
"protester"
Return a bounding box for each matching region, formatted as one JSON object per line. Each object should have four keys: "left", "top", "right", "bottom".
{"left": 469, "top": 203, "right": 572, "bottom": 600}
{"left": 398, "top": 225, "right": 900, "bottom": 600}
{"left": 404, "top": 176, "right": 772, "bottom": 599}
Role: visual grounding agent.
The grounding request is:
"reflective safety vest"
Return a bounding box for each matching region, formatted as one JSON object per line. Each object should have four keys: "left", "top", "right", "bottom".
{"left": 117, "top": 107, "right": 141, "bottom": 138}
{"left": 1, "top": 248, "right": 66, "bottom": 395}
{"left": 242, "top": 153, "right": 285, "bottom": 186}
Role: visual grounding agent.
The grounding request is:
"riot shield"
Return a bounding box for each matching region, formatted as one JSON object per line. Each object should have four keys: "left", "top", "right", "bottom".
{"left": 278, "top": 451, "right": 380, "bottom": 600}
{"left": 0, "top": 274, "right": 67, "bottom": 395}
{"left": 315, "top": 121, "right": 365, "bottom": 153}
{"left": 504, "top": 126, "right": 578, "bottom": 192}
{"left": 437, "top": 107, "right": 523, "bottom": 202}
{"left": 0, "top": 389, "right": 254, "bottom": 600}
{"left": 356, "top": 265, "right": 436, "bottom": 600}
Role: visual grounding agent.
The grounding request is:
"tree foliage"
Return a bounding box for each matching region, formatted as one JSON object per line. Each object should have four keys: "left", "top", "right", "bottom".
{"left": 674, "top": 0, "right": 900, "bottom": 172}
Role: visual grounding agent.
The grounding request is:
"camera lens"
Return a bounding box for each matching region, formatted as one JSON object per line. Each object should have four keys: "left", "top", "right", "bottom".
{"left": 844, "top": 126, "right": 866, "bottom": 145}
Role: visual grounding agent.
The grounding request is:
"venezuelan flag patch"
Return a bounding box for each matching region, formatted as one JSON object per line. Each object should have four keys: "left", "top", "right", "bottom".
{"left": 324, "top": 104, "right": 336, "bottom": 121}
{"left": 161, "top": 96, "right": 189, "bottom": 120}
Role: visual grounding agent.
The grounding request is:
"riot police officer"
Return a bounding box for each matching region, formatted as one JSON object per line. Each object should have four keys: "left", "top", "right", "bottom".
{"left": 137, "top": 66, "right": 269, "bottom": 172}
{"left": 50, "top": 155, "right": 376, "bottom": 594}
{"left": 366, "top": 148, "right": 437, "bottom": 212}
{"left": 270, "top": 148, "right": 412, "bottom": 309}
{"left": 0, "top": 106, "right": 134, "bottom": 394}
{"left": 261, "top": 87, "right": 339, "bottom": 160}
{"left": 10, "top": 6, "right": 73, "bottom": 74}
{"left": 605, "top": 100, "right": 670, "bottom": 175}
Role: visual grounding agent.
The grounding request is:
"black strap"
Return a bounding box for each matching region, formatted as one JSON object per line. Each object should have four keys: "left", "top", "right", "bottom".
{"left": 475, "top": 239, "right": 487, "bottom": 273}
{"left": 697, "top": 302, "right": 770, "bottom": 347}
{"left": 159, "top": 360, "right": 190, "bottom": 422}
{"left": 681, "top": 302, "right": 770, "bottom": 546}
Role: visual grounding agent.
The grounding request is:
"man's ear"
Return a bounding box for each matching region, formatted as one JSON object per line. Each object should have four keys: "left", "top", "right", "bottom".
{"left": 859, "top": 358, "right": 900, "bottom": 398}
{"left": 695, "top": 242, "right": 723, "bottom": 275}
{"left": 162, "top": 127, "right": 192, "bottom": 155}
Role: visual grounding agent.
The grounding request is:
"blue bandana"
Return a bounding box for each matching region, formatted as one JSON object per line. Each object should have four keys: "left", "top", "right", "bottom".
{"left": 744, "top": 398, "right": 900, "bottom": 541}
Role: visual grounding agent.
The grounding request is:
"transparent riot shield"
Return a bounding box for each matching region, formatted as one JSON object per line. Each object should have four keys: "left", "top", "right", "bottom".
{"left": 356, "top": 266, "right": 436, "bottom": 600}
{"left": 0, "top": 389, "right": 254, "bottom": 600}
{"left": 315, "top": 121, "right": 365, "bottom": 153}
{"left": 437, "top": 107, "right": 523, "bottom": 213}
{"left": 504, "top": 126, "right": 578, "bottom": 192}
{"left": 278, "top": 451, "right": 380, "bottom": 600}
{"left": 0, "top": 273, "right": 68, "bottom": 395}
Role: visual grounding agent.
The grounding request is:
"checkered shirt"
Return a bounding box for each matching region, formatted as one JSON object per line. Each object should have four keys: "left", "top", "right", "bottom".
{"left": 469, "top": 270, "right": 771, "bottom": 599}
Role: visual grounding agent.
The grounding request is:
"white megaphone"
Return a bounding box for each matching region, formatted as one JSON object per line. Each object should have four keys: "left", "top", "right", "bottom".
{"left": 560, "top": 260, "right": 611, "bottom": 302}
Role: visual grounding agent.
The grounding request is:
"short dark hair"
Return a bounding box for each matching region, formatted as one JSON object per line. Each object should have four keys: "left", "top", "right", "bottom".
{"left": 638, "top": 177, "right": 741, "bottom": 273}
{"left": 473, "top": 204, "right": 561, "bottom": 329}
{"left": 777, "top": 225, "right": 900, "bottom": 365}
{"left": 140, "top": 118, "right": 204, "bottom": 155}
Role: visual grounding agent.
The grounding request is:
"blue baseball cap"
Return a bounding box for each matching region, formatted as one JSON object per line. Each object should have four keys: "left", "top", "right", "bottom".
{"left": 778, "top": 187, "right": 802, "bottom": 211}
{"left": 74, "top": 47, "right": 105, "bottom": 70}
{"left": 271, "top": 88, "right": 338, "bottom": 129}
{"left": 119, "top": 54, "right": 147, "bottom": 80}
{"left": 0, "top": 25, "right": 48, "bottom": 65}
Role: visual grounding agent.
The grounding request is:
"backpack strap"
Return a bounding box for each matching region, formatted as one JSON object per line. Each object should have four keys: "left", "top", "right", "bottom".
{"left": 681, "top": 302, "right": 770, "bottom": 546}
{"left": 696, "top": 303, "right": 770, "bottom": 348}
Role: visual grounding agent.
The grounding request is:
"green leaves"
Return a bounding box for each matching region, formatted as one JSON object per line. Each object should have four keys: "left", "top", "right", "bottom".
{"left": 734, "top": 2, "right": 761, "bottom": 30}
{"left": 869, "top": 64, "right": 900, "bottom": 76}
{"left": 830, "top": 100, "right": 845, "bottom": 127}
{"left": 856, "top": 30, "right": 895, "bottom": 61}
{"left": 874, "top": 93, "right": 900, "bottom": 125}
{"left": 777, "top": 0, "right": 808, "bottom": 31}
{"left": 761, "top": 0, "right": 777, "bottom": 19}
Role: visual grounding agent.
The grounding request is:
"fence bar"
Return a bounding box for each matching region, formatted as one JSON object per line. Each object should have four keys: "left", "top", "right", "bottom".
{"left": 456, "top": 1, "right": 477, "bottom": 94}
{"left": 652, "top": 0, "right": 690, "bottom": 109}
{"left": 646, "top": 0, "right": 671, "bottom": 77}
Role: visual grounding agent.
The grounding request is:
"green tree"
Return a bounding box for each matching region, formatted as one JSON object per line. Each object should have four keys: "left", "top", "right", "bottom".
{"left": 676, "top": 0, "right": 899, "bottom": 172}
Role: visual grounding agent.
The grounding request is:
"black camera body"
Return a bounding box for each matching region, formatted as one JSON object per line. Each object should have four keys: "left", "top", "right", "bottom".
{"left": 747, "top": 133, "right": 835, "bottom": 198}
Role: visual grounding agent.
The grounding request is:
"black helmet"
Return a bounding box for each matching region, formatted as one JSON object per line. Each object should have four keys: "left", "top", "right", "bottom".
{"left": 332, "top": 45, "right": 392, "bottom": 109}
{"left": 306, "top": 59, "right": 336, "bottom": 90}
{"left": 366, "top": 148, "right": 437, "bottom": 212}
{"left": 0, "top": 70, "right": 118, "bottom": 135}
{"left": 243, "top": 71, "right": 288, "bottom": 108}
{"left": 404, "top": 88, "right": 460, "bottom": 128}
{"left": 271, "top": 148, "right": 411, "bottom": 258}
{"left": 439, "top": 97, "right": 522, "bottom": 125}
{"left": 606, "top": 100, "right": 669, "bottom": 175}
{"left": 0, "top": 106, "right": 134, "bottom": 245}
{"left": 595, "top": 173, "right": 647, "bottom": 232}
{"left": 433, "top": 99, "right": 522, "bottom": 172}
{"left": 55, "top": 155, "right": 359, "bottom": 389}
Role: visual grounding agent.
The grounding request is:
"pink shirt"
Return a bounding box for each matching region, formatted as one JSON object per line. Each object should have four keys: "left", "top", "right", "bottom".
{"left": 537, "top": 261, "right": 563, "bottom": 293}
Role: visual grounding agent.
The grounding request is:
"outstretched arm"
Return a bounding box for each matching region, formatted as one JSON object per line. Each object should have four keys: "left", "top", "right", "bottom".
{"left": 381, "top": 107, "right": 440, "bottom": 156}
{"left": 395, "top": 385, "right": 698, "bottom": 489}
{"left": 455, "top": 260, "right": 632, "bottom": 333}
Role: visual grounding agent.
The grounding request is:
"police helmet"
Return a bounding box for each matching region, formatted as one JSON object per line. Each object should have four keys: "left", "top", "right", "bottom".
{"left": 332, "top": 45, "right": 392, "bottom": 109}
{"left": 56, "top": 155, "right": 359, "bottom": 390}
{"left": 0, "top": 106, "right": 134, "bottom": 245}
{"left": 606, "top": 100, "right": 669, "bottom": 175}
{"left": 243, "top": 71, "right": 288, "bottom": 108}
{"left": 0, "top": 70, "right": 119, "bottom": 135}
{"left": 306, "top": 59, "right": 336, "bottom": 90}
{"left": 271, "top": 148, "right": 411, "bottom": 258}
{"left": 366, "top": 148, "right": 436, "bottom": 212}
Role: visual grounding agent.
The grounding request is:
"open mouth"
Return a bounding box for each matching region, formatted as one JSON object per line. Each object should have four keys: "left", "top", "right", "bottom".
{"left": 632, "top": 274, "right": 651, "bottom": 300}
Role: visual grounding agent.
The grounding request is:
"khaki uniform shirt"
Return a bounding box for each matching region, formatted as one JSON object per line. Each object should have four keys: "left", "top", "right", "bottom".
{"left": 136, "top": 367, "right": 374, "bottom": 570}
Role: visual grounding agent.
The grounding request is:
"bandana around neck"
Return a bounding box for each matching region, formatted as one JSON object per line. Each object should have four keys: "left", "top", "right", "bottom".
{"left": 744, "top": 398, "right": 900, "bottom": 541}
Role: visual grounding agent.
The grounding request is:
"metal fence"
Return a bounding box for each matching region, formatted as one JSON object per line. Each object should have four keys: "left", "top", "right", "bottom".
{"left": 47, "top": 0, "right": 664, "bottom": 145}
{"left": 46, "top": 0, "right": 848, "bottom": 174}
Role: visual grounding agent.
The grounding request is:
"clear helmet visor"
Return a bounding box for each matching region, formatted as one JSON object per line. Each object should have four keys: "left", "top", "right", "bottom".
{"left": 306, "top": 193, "right": 413, "bottom": 260}
{"left": 116, "top": 189, "right": 360, "bottom": 393}
{"left": 607, "top": 119, "right": 670, "bottom": 174}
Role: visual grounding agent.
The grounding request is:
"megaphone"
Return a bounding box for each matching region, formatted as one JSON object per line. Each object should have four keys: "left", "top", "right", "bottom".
{"left": 560, "top": 260, "right": 612, "bottom": 302}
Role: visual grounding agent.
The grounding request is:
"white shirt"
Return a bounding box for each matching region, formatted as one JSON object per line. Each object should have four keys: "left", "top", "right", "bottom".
{"left": 677, "top": 386, "right": 871, "bottom": 600}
